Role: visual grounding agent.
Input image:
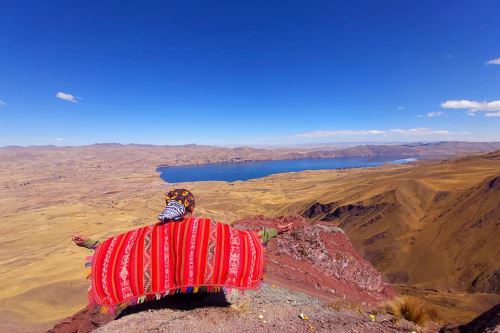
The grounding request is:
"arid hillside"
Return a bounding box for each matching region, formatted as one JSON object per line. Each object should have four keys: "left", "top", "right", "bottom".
{"left": 299, "top": 150, "right": 500, "bottom": 294}
{"left": 1, "top": 144, "right": 499, "bottom": 332}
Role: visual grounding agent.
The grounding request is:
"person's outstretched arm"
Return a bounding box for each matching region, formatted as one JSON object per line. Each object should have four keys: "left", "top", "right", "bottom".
{"left": 259, "top": 228, "right": 278, "bottom": 243}
{"left": 258, "top": 222, "right": 293, "bottom": 243}
{"left": 72, "top": 234, "right": 100, "bottom": 250}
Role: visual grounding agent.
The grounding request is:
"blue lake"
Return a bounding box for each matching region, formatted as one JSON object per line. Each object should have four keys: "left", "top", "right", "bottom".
{"left": 156, "top": 157, "right": 417, "bottom": 183}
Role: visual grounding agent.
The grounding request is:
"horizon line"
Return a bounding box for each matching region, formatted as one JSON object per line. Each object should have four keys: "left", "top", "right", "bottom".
{"left": 2, "top": 140, "right": 500, "bottom": 149}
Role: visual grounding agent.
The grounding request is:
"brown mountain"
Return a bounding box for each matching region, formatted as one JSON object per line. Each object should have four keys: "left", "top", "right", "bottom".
{"left": 300, "top": 150, "right": 500, "bottom": 294}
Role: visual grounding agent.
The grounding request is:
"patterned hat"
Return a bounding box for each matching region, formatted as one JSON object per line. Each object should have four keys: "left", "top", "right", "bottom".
{"left": 158, "top": 200, "right": 186, "bottom": 222}
{"left": 165, "top": 188, "right": 195, "bottom": 213}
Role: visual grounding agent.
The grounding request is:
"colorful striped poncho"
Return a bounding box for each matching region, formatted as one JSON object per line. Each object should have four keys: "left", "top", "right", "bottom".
{"left": 87, "top": 217, "right": 265, "bottom": 312}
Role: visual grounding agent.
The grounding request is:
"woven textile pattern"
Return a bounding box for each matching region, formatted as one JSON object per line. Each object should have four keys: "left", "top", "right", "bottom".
{"left": 89, "top": 217, "right": 265, "bottom": 307}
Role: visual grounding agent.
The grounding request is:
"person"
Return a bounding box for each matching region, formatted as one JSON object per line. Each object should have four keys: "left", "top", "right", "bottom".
{"left": 66, "top": 188, "right": 292, "bottom": 333}
{"left": 73, "top": 188, "right": 292, "bottom": 249}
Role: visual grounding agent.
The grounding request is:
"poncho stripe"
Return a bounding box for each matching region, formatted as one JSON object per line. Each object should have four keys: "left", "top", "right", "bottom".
{"left": 89, "top": 217, "right": 265, "bottom": 308}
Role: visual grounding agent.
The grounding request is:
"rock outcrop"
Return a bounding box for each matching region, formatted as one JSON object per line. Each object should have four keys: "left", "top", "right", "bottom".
{"left": 233, "top": 215, "right": 393, "bottom": 304}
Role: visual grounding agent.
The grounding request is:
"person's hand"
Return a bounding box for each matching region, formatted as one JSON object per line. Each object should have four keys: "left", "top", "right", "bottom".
{"left": 276, "top": 222, "right": 293, "bottom": 234}
{"left": 72, "top": 233, "right": 88, "bottom": 247}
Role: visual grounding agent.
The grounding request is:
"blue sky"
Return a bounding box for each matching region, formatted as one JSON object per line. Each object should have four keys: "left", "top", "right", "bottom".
{"left": 1, "top": 0, "right": 499, "bottom": 146}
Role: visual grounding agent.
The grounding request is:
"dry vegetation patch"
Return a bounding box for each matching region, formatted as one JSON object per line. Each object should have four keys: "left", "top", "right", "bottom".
{"left": 382, "top": 295, "right": 440, "bottom": 326}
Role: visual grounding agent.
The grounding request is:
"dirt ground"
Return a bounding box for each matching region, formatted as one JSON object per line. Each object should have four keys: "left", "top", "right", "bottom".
{"left": 95, "top": 284, "right": 422, "bottom": 333}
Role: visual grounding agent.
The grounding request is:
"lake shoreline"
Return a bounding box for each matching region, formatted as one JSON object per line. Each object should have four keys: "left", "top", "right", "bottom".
{"left": 156, "top": 156, "right": 418, "bottom": 183}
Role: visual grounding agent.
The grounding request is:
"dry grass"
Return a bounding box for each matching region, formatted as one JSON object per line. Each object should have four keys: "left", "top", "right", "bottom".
{"left": 383, "top": 296, "right": 440, "bottom": 326}
{"left": 327, "top": 299, "right": 355, "bottom": 312}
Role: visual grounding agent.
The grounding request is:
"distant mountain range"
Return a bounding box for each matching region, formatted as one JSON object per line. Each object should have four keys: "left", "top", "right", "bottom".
{"left": 2, "top": 141, "right": 500, "bottom": 169}
{"left": 280, "top": 141, "right": 500, "bottom": 159}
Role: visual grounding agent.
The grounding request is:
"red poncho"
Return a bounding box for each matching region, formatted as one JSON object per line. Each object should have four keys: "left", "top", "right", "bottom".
{"left": 88, "top": 217, "right": 265, "bottom": 310}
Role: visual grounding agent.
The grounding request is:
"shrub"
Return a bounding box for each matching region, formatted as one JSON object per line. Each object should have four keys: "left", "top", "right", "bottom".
{"left": 384, "top": 295, "right": 440, "bottom": 326}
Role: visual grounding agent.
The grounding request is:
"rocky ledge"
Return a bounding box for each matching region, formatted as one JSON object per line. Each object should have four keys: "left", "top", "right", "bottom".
{"left": 234, "top": 215, "right": 394, "bottom": 304}
{"left": 95, "top": 284, "right": 417, "bottom": 333}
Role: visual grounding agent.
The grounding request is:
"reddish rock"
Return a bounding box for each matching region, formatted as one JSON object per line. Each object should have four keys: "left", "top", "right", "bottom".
{"left": 46, "top": 305, "right": 115, "bottom": 333}
{"left": 234, "top": 215, "right": 394, "bottom": 304}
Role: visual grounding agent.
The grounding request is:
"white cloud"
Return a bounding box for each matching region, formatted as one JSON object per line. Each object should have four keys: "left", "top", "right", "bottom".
{"left": 485, "top": 111, "right": 500, "bottom": 117}
{"left": 0, "top": 100, "right": 6, "bottom": 107}
{"left": 441, "top": 99, "right": 499, "bottom": 111}
{"left": 427, "top": 111, "right": 444, "bottom": 118}
{"left": 55, "top": 137, "right": 63, "bottom": 141}
{"left": 56, "top": 91, "right": 79, "bottom": 103}
{"left": 296, "top": 130, "right": 386, "bottom": 138}
{"left": 486, "top": 57, "right": 500, "bottom": 65}
{"left": 397, "top": 106, "right": 404, "bottom": 110}
{"left": 387, "top": 128, "right": 450, "bottom": 136}
{"left": 296, "top": 128, "right": 450, "bottom": 138}
{"left": 441, "top": 99, "right": 500, "bottom": 116}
